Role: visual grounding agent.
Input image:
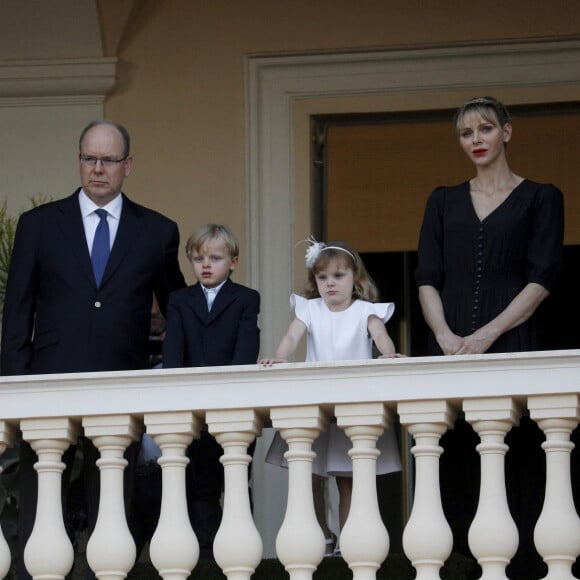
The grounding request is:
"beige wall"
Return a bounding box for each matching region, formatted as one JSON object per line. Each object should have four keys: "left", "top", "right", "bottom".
{"left": 99, "top": 1, "right": 580, "bottom": 283}
{"left": 0, "top": 0, "right": 107, "bottom": 213}
{"left": 0, "top": 0, "right": 102, "bottom": 59}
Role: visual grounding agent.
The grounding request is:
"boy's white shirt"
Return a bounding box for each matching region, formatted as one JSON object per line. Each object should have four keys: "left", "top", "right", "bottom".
{"left": 200, "top": 278, "right": 227, "bottom": 310}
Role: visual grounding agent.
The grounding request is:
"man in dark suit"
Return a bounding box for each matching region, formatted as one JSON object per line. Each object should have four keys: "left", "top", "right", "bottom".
{"left": 0, "top": 120, "right": 186, "bottom": 578}
{"left": 163, "top": 223, "right": 260, "bottom": 559}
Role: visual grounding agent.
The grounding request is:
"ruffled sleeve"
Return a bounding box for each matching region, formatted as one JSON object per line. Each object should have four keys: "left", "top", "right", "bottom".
{"left": 367, "top": 301, "right": 395, "bottom": 324}
{"left": 290, "top": 294, "right": 311, "bottom": 329}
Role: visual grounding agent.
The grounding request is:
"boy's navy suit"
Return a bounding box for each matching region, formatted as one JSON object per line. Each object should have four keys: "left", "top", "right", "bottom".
{"left": 163, "top": 277, "right": 260, "bottom": 368}
{"left": 163, "top": 277, "right": 260, "bottom": 558}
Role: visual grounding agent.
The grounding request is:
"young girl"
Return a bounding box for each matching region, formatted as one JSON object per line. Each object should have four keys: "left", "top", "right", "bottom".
{"left": 261, "top": 238, "right": 403, "bottom": 555}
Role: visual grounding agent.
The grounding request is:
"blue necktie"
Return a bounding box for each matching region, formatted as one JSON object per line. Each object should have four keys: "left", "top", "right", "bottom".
{"left": 91, "top": 209, "right": 110, "bottom": 286}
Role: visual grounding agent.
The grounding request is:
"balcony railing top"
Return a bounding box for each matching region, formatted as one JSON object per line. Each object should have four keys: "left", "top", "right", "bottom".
{"left": 0, "top": 348, "right": 579, "bottom": 421}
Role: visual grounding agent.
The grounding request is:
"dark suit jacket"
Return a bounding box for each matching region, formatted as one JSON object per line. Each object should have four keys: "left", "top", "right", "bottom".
{"left": 0, "top": 190, "right": 186, "bottom": 375}
{"left": 163, "top": 278, "right": 260, "bottom": 368}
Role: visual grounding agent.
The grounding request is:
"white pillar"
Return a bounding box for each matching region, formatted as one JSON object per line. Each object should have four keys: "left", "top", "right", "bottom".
{"left": 335, "top": 402, "right": 391, "bottom": 580}
{"left": 398, "top": 400, "right": 455, "bottom": 580}
{"left": 528, "top": 394, "right": 580, "bottom": 580}
{"left": 464, "top": 398, "right": 520, "bottom": 580}
{"left": 83, "top": 415, "right": 141, "bottom": 580}
{"left": 0, "top": 421, "right": 15, "bottom": 579}
{"left": 208, "top": 408, "right": 263, "bottom": 580}
{"left": 21, "top": 417, "right": 79, "bottom": 580}
{"left": 271, "top": 405, "right": 328, "bottom": 580}
{"left": 146, "top": 412, "right": 201, "bottom": 580}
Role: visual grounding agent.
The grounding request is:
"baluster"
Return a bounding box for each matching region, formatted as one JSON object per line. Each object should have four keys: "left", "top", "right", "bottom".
{"left": 464, "top": 398, "right": 520, "bottom": 580}
{"left": 336, "top": 403, "right": 391, "bottom": 580}
{"left": 21, "top": 417, "right": 78, "bottom": 580}
{"left": 271, "top": 405, "right": 328, "bottom": 580}
{"left": 83, "top": 415, "right": 141, "bottom": 580}
{"left": 208, "top": 408, "right": 263, "bottom": 580}
{"left": 528, "top": 394, "right": 580, "bottom": 580}
{"left": 146, "top": 412, "right": 201, "bottom": 580}
{"left": 0, "top": 421, "right": 16, "bottom": 579}
{"left": 399, "top": 400, "right": 455, "bottom": 580}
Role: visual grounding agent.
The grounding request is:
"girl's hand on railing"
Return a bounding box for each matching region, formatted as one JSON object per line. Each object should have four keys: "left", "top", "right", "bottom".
{"left": 259, "top": 358, "right": 288, "bottom": 366}
{"left": 378, "top": 353, "right": 407, "bottom": 358}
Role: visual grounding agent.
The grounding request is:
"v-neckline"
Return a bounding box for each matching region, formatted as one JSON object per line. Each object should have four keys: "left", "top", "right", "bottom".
{"left": 468, "top": 179, "right": 526, "bottom": 223}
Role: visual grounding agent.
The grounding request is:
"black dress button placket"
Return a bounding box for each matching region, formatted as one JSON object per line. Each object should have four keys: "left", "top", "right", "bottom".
{"left": 472, "top": 226, "right": 484, "bottom": 332}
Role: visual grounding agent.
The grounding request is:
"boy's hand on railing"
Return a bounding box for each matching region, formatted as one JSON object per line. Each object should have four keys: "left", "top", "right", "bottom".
{"left": 259, "top": 358, "right": 288, "bottom": 366}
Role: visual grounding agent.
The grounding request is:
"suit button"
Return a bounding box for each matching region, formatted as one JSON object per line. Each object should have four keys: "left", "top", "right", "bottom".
{"left": 94, "top": 301, "right": 102, "bottom": 308}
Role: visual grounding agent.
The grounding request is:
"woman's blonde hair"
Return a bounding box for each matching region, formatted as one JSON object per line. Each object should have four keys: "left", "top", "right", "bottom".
{"left": 454, "top": 96, "right": 511, "bottom": 133}
{"left": 303, "top": 240, "right": 379, "bottom": 302}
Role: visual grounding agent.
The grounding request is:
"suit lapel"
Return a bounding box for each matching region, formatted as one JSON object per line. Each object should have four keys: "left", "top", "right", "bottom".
{"left": 188, "top": 284, "right": 210, "bottom": 322}
{"left": 187, "top": 280, "right": 237, "bottom": 325}
{"left": 207, "top": 279, "right": 236, "bottom": 323}
{"left": 56, "top": 191, "right": 95, "bottom": 286}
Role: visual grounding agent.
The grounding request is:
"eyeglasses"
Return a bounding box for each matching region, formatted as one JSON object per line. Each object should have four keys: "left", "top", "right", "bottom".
{"left": 79, "top": 154, "right": 128, "bottom": 168}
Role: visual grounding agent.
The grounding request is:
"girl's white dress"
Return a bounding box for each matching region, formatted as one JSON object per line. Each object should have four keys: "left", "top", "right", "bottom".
{"left": 266, "top": 294, "right": 402, "bottom": 477}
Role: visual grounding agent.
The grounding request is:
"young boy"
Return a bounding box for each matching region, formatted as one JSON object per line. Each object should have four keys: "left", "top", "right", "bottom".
{"left": 163, "top": 223, "right": 260, "bottom": 559}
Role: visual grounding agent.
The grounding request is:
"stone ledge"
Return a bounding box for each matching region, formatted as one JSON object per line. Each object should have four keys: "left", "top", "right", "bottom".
{"left": 0, "top": 57, "right": 117, "bottom": 106}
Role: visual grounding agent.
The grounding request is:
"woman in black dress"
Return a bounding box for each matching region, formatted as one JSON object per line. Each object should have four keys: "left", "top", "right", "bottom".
{"left": 415, "top": 96, "right": 565, "bottom": 578}
{"left": 416, "top": 96, "right": 563, "bottom": 355}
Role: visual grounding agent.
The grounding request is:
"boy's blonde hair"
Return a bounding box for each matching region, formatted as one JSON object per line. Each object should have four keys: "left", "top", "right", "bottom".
{"left": 303, "top": 240, "right": 379, "bottom": 302}
{"left": 185, "top": 224, "right": 239, "bottom": 261}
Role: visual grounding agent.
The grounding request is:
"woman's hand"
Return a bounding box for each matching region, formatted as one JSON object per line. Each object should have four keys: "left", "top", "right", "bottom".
{"left": 419, "top": 286, "right": 465, "bottom": 355}
{"left": 378, "top": 353, "right": 407, "bottom": 358}
{"left": 455, "top": 326, "right": 499, "bottom": 354}
{"left": 259, "top": 358, "right": 288, "bottom": 366}
{"left": 436, "top": 330, "right": 465, "bottom": 355}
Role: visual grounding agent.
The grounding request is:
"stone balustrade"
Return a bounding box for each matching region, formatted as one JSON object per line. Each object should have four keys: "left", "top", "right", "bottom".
{"left": 0, "top": 350, "right": 578, "bottom": 579}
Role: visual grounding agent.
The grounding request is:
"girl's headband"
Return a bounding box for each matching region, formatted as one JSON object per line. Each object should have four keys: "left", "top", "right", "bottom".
{"left": 302, "top": 236, "right": 356, "bottom": 268}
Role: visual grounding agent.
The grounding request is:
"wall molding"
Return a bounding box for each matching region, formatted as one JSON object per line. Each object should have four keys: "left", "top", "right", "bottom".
{"left": 246, "top": 38, "right": 580, "bottom": 351}
{"left": 0, "top": 57, "right": 117, "bottom": 107}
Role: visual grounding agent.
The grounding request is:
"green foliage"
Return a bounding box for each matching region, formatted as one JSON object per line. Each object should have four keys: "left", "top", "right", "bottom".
{"left": 0, "top": 200, "right": 17, "bottom": 313}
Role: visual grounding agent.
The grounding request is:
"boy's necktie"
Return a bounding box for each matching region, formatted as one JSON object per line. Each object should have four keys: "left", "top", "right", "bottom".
{"left": 91, "top": 209, "right": 110, "bottom": 286}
